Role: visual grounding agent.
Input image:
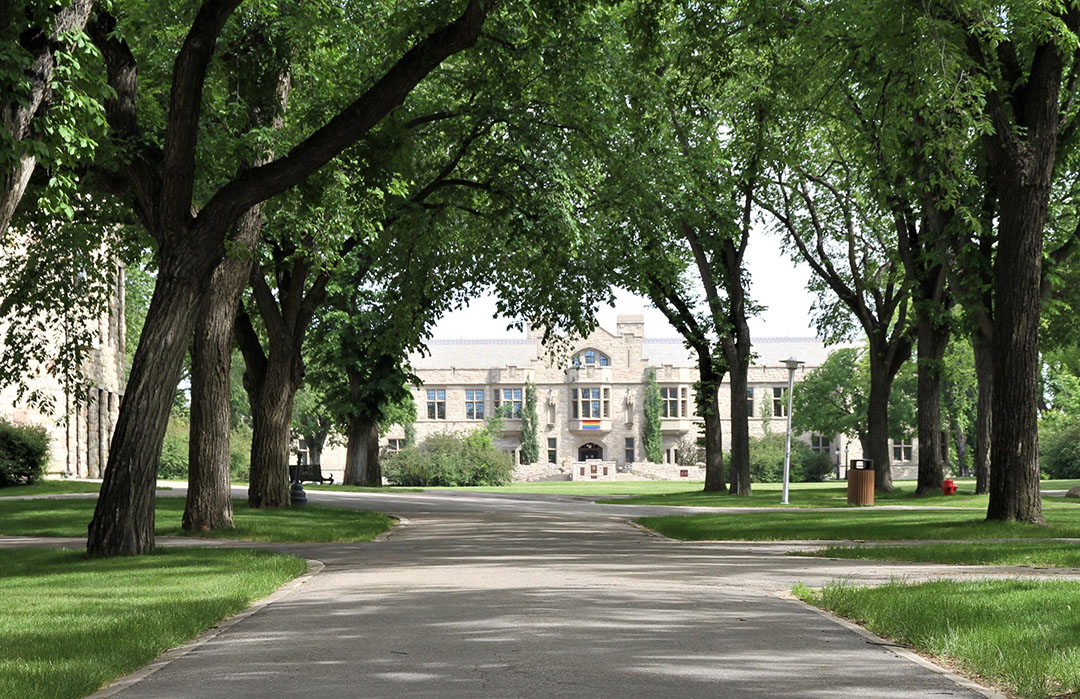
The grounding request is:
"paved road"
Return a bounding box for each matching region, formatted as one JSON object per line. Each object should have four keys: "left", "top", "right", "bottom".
{"left": 17, "top": 489, "right": 1042, "bottom": 698}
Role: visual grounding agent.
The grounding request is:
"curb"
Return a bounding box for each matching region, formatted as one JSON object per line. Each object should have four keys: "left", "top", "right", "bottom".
{"left": 375, "top": 515, "right": 410, "bottom": 542}
{"left": 88, "top": 558, "right": 326, "bottom": 698}
{"left": 775, "top": 590, "right": 1007, "bottom": 699}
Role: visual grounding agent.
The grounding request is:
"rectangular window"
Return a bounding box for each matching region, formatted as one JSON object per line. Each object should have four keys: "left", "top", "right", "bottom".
{"left": 548, "top": 438, "right": 557, "bottom": 464}
{"left": 681, "top": 387, "right": 689, "bottom": 418}
{"left": 811, "top": 434, "right": 831, "bottom": 453}
{"left": 496, "top": 388, "right": 523, "bottom": 418}
{"left": 386, "top": 439, "right": 406, "bottom": 453}
{"left": 661, "top": 387, "right": 681, "bottom": 418}
{"left": 426, "top": 389, "right": 446, "bottom": 419}
{"left": 746, "top": 387, "right": 754, "bottom": 416}
{"left": 573, "top": 387, "right": 608, "bottom": 419}
{"left": 892, "top": 439, "right": 913, "bottom": 462}
{"left": 625, "top": 437, "right": 634, "bottom": 463}
{"left": 773, "top": 387, "right": 788, "bottom": 417}
{"left": 464, "top": 389, "right": 485, "bottom": 420}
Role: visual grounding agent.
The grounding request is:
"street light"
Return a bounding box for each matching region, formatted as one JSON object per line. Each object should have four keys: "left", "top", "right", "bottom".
{"left": 781, "top": 356, "right": 804, "bottom": 505}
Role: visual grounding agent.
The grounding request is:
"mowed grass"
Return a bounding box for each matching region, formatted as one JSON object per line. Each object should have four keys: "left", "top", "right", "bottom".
{"left": 638, "top": 506, "right": 1080, "bottom": 541}
{"left": 600, "top": 478, "right": 1080, "bottom": 509}
{"left": 795, "top": 579, "right": 1080, "bottom": 698}
{"left": 0, "top": 497, "right": 393, "bottom": 543}
{"left": 307, "top": 484, "right": 424, "bottom": 493}
{"left": 435, "top": 480, "right": 710, "bottom": 495}
{"left": 0, "top": 547, "right": 306, "bottom": 699}
{"left": 0, "top": 481, "right": 104, "bottom": 497}
{"left": 802, "top": 540, "right": 1080, "bottom": 568}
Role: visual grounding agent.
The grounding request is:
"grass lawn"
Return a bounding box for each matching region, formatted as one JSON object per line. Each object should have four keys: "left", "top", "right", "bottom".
{"left": 0, "top": 497, "right": 393, "bottom": 543}
{"left": 795, "top": 579, "right": 1080, "bottom": 698}
{"left": 307, "top": 484, "right": 424, "bottom": 493}
{"left": 0, "top": 481, "right": 104, "bottom": 497}
{"left": 0, "top": 547, "right": 306, "bottom": 699}
{"left": 637, "top": 506, "right": 1080, "bottom": 541}
{"left": 433, "top": 480, "right": 714, "bottom": 495}
{"left": 800, "top": 540, "right": 1080, "bottom": 568}
{"left": 600, "top": 478, "right": 1080, "bottom": 508}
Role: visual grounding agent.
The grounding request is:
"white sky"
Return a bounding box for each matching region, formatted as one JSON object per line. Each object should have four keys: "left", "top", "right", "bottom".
{"left": 432, "top": 228, "right": 818, "bottom": 339}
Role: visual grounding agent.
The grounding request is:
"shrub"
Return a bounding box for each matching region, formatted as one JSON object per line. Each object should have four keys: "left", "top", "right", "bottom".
{"left": 158, "top": 417, "right": 251, "bottom": 482}
{"left": 1040, "top": 422, "right": 1080, "bottom": 479}
{"left": 383, "top": 431, "right": 514, "bottom": 486}
{"left": 749, "top": 432, "right": 833, "bottom": 483}
{"left": 0, "top": 418, "right": 50, "bottom": 487}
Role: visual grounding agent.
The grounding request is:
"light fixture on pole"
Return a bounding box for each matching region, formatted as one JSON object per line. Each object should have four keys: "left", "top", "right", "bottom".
{"left": 781, "top": 356, "right": 804, "bottom": 505}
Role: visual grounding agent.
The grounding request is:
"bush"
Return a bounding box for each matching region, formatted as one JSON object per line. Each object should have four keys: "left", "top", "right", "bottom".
{"left": 0, "top": 418, "right": 50, "bottom": 487}
{"left": 749, "top": 432, "right": 833, "bottom": 483}
{"left": 1040, "top": 422, "right": 1080, "bottom": 479}
{"left": 383, "top": 432, "right": 514, "bottom": 486}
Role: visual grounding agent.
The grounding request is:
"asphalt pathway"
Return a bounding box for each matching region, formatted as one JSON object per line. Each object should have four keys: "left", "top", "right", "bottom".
{"left": 11, "top": 487, "right": 1066, "bottom": 697}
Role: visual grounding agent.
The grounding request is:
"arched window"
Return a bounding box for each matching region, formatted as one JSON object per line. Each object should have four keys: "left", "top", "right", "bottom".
{"left": 571, "top": 349, "right": 610, "bottom": 367}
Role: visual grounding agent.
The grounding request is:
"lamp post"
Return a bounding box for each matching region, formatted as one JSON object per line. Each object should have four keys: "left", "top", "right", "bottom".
{"left": 844, "top": 443, "right": 849, "bottom": 479}
{"left": 781, "top": 356, "right": 804, "bottom": 505}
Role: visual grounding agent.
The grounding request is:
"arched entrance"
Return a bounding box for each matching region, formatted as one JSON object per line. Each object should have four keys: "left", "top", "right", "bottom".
{"left": 578, "top": 443, "right": 603, "bottom": 461}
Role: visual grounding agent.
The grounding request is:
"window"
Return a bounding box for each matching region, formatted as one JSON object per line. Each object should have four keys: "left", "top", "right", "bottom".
{"left": 773, "top": 387, "right": 788, "bottom": 417}
{"left": 892, "top": 439, "right": 913, "bottom": 462}
{"left": 464, "top": 389, "right": 485, "bottom": 420}
{"left": 495, "top": 387, "right": 523, "bottom": 418}
{"left": 386, "top": 439, "right": 406, "bottom": 453}
{"left": 810, "top": 434, "right": 831, "bottom": 454}
{"left": 426, "top": 389, "right": 446, "bottom": 419}
{"left": 571, "top": 349, "right": 611, "bottom": 367}
{"left": 571, "top": 387, "right": 610, "bottom": 418}
{"left": 661, "top": 386, "right": 688, "bottom": 418}
{"left": 664, "top": 448, "right": 680, "bottom": 464}
{"left": 625, "top": 437, "right": 635, "bottom": 463}
{"left": 746, "top": 387, "right": 754, "bottom": 416}
{"left": 548, "top": 438, "right": 557, "bottom": 463}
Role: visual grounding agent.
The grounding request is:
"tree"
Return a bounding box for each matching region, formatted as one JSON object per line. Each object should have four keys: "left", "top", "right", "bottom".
{"left": 86, "top": 0, "right": 495, "bottom": 556}
{"left": 792, "top": 346, "right": 915, "bottom": 462}
{"left": 642, "top": 369, "right": 663, "bottom": 464}
{"left": 519, "top": 379, "right": 539, "bottom": 464}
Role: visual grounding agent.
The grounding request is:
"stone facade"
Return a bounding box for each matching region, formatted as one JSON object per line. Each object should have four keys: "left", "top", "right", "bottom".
{"left": 0, "top": 265, "right": 126, "bottom": 478}
{"left": 360, "top": 315, "right": 920, "bottom": 482}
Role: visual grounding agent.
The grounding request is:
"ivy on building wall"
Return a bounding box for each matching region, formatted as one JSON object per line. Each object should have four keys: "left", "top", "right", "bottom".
{"left": 520, "top": 380, "right": 540, "bottom": 464}
{"left": 642, "top": 369, "right": 663, "bottom": 463}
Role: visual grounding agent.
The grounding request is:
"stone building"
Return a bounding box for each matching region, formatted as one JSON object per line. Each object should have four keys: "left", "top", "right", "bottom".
{"left": 375, "top": 315, "right": 918, "bottom": 482}
{"left": 0, "top": 265, "right": 126, "bottom": 478}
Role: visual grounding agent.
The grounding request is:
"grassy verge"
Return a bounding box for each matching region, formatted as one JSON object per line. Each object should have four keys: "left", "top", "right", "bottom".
{"left": 637, "top": 507, "right": 1080, "bottom": 541}
{"left": 0, "top": 481, "right": 104, "bottom": 497}
{"left": 306, "top": 484, "right": 424, "bottom": 493}
{"left": 795, "top": 579, "right": 1080, "bottom": 698}
{"left": 0, "top": 547, "right": 305, "bottom": 699}
{"left": 0, "top": 498, "right": 392, "bottom": 543}
{"left": 431, "top": 481, "right": 712, "bottom": 495}
{"left": 799, "top": 540, "right": 1080, "bottom": 568}
{"left": 600, "top": 479, "right": 1080, "bottom": 509}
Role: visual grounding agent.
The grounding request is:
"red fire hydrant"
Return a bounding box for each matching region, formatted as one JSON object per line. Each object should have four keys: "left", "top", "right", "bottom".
{"left": 942, "top": 479, "right": 957, "bottom": 496}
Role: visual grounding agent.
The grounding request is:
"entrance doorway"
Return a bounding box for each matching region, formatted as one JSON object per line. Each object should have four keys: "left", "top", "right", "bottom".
{"left": 578, "top": 443, "right": 603, "bottom": 461}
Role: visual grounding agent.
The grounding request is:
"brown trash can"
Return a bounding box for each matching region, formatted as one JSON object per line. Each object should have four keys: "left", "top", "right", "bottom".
{"left": 847, "top": 459, "right": 874, "bottom": 506}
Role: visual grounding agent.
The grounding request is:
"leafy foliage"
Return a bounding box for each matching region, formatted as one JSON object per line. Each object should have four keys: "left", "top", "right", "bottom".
{"left": 0, "top": 418, "right": 49, "bottom": 487}
{"left": 383, "top": 432, "right": 513, "bottom": 487}
{"left": 748, "top": 432, "right": 833, "bottom": 484}
{"left": 519, "top": 380, "right": 539, "bottom": 464}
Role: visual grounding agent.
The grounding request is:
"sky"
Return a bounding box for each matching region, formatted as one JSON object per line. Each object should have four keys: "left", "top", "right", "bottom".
{"left": 431, "top": 228, "right": 820, "bottom": 340}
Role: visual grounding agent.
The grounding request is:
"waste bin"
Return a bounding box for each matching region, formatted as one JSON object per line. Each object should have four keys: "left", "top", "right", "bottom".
{"left": 847, "top": 459, "right": 874, "bottom": 506}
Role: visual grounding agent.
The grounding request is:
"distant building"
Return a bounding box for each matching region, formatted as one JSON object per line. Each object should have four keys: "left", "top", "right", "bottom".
{"left": 0, "top": 260, "right": 126, "bottom": 478}
{"left": 371, "top": 315, "right": 918, "bottom": 482}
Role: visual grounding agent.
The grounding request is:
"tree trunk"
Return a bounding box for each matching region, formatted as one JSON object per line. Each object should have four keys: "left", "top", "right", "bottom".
{"left": 87, "top": 254, "right": 204, "bottom": 556}
{"left": 247, "top": 354, "right": 300, "bottom": 508}
{"left": 726, "top": 354, "right": 752, "bottom": 495}
{"left": 914, "top": 314, "right": 950, "bottom": 495}
{"left": 986, "top": 178, "right": 1045, "bottom": 524}
{"left": 344, "top": 416, "right": 381, "bottom": 486}
{"left": 866, "top": 361, "right": 894, "bottom": 492}
{"left": 183, "top": 222, "right": 262, "bottom": 529}
{"left": 973, "top": 331, "right": 992, "bottom": 494}
{"left": 698, "top": 360, "right": 727, "bottom": 493}
{"left": 955, "top": 424, "right": 968, "bottom": 477}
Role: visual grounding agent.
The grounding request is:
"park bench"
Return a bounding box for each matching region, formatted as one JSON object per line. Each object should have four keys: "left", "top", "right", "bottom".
{"left": 289, "top": 462, "right": 334, "bottom": 485}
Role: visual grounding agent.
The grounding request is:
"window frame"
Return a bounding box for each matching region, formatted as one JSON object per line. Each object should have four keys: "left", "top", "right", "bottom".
{"left": 426, "top": 389, "right": 446, "bottom": 420}
{"left": 464, "top": 388, "right": 485, "bottom": 420}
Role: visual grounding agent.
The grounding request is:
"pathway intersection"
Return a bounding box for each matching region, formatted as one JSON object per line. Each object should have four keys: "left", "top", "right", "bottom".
{"left": 8, "top": 487, "right": 1071, "bottom": 697}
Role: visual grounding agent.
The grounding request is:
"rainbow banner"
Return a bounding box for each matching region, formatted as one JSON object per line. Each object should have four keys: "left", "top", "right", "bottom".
{"left": 581, "top": 420, "right": 602, "bottom": 430}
